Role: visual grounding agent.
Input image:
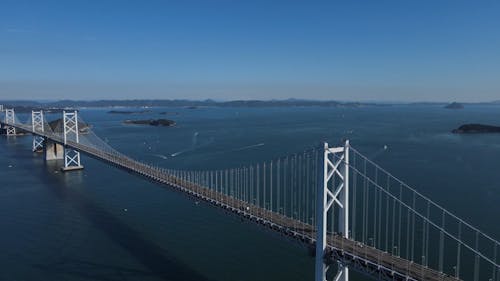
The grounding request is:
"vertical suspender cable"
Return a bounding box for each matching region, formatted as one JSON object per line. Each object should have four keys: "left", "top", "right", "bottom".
{"left": 263, "top": 162, "right": 267, "bottom": 211}
{"left": 457, "top": 222, "right": 462, "bottom": 279}
{"left": 240, "top": 168, "right": 243, "bottom": 202}
{"left": 422, "top": 202, "right": 427, "bottom": 266}
{"left": 284, "top": 157, "right": 288, "bottom": 217}
{"left": 474, "top": 231, "right": 480, "bottom": 281}
{"left": 398, "top": 184, "right": 403, "bottom": 257}
{"left": 250, "top": 166, "right": 254, "bottom": 206}
{"left": 293, "top": 154, "right": 297, "bottom": 226}
{"left": 232, "top": 168, "right": 235, "bottom": 204}
{"left": 385, "top": 175, "right": 390, "bottom": 252}
{"left": 406, "top": 207, "right": 410, "bottom": 261}
{"left": 223, "top": 169, "right": 229, "bottom": 205}
{"left": 391, "top": 196, "right": 396, "bottom": 256}
{"left": 313, "top": 150, "right": 317, "bottom": 231}
{"left": 374, "top": 167, "right": 378, "bottom": 248}
{"left": 257, "top": 164, "right": 261, "bottom": 208}
{"left": 242, "top": 167, "right": 245, "bottom": 203}
{"left": 270, "top": 161, "right": 273, "bottom": 213}
{"left": 378, "top": 170, "right": 382, "bottom": 250}
{"left": 426, "top": 201, "right": 430, "bottom": 267}
{"left": 215, "top": 170, "right": 218, "bottom": 202}
{"left": 277, "top": 159, "right": 281, "bottom": 215}
{"left": 237, "top": 168, "right": 240, "bottom": 201}
{"left": 231, "top": 169, "right": 234, "bottom": 204}
{"left": 439, "top": 210, "right": 445, "bottom": 272}
{"left": 411, "top": 192, "right": 416, "bottom": 262}
{"left": 352, "top": 153, "right": 357, "bottom": 241}
{"left": 303, "top": 152, "right": 307, "bottom": 225}
{"left": 227, "top": 168, "right": 230, "bottom": 202}
{"left": 298, "top": 154, "right": 302, "bottom": 224}
{"left": 239, "top": 168, "right": 242, "bottom": 201}
{"left": 493, "top": 242, "right": 498, "bottom": 281}
{"left": 363, "top": 158, "right": 368, "bottom": 244}
{"left": 300, "top": 153, "right": 305, "bottom": 230}
{"left": 305, "top": 153, "right": 312, "bottom": 232}
{"left": 291, "top": 155, "right": 295, "bottom": 222}
{"left": 245, "top": 167, "right": 248, "bottom": 204}
{"left": 298, "top": 155, "right": 305, "bottom": 222}
{"left": 246, "top": 166, "right": 249, "bottom": 204}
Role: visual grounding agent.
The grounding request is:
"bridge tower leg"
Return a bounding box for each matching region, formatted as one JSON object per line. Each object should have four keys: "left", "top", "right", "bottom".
{"left": 61, "top": 110, "right": 84, "bottom": 171}
{"left": 32, "top": 110, "right": 45, "bottom": 152}
{"left": 4, "top": 108, "right": 17, "bottom": 136}
{"left": 316, "top": 141, "right": 350, "bottom": 281}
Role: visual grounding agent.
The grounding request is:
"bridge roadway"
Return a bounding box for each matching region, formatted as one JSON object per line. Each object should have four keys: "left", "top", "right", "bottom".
{"left": 2, "top": 122, "right": 459, "bottom": 281}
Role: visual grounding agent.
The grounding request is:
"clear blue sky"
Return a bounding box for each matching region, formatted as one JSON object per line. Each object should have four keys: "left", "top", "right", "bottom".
{"left": 1, "top": 0, "right": 499, "bottom": 102}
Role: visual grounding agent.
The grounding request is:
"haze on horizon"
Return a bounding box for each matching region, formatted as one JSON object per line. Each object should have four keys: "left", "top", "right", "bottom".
{"left": 1, "top": 0, "right": 499, "bottom": 103}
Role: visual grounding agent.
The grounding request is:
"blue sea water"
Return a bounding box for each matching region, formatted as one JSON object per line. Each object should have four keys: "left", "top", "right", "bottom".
{"left": 1, "top": 105, "right": 499, "bottom": 280}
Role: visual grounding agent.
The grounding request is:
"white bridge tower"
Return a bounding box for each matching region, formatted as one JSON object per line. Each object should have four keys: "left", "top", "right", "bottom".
{"left": 4, "top": 108, "right": 17, "bottom": 136}
{"left": 32, "top": 110, "right": 45, "bottom": 152}
{"left": 62, "top": 110, "right": 83, "bottom": 171}
{"left": 316, "top": 141, "right": 350, "bottom": 281}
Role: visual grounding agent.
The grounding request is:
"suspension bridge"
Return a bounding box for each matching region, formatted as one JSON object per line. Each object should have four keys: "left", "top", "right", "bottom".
{"left": 1, "top": 107, "right": 499, "bottom": 281}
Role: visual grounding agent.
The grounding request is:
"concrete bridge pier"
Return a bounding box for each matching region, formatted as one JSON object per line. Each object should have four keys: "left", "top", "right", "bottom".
{"left": 44, "top": 140, "right": 64, "bottom": 161}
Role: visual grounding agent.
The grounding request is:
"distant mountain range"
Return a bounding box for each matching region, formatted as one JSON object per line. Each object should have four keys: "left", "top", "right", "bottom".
{"left": 1, "top": 99, "right": 499, "bottom": 112}
{"left": 0, "top": 99, "right": 385, "bottom": 111}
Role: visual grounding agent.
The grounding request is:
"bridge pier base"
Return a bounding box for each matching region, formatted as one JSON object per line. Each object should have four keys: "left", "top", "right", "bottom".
{"left": 5, "top": 126, "right": 17, "bottom": 136}
{"left": 61, "top": 165, "right": 84, "bottom": 172}
{"left": 45, "top": 140, "right": 64, "bottom": 161}
{"left": 61, "top": 148, "right": 84, "bottom": 172}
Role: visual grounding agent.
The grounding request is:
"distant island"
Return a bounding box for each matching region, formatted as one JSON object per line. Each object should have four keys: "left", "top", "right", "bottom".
{"left": 123, "top": 119, "right": 176, "bottom": 127}
{"left": 108, "top": 110, "right": 152, "bottom": 114}
{"left": 159, "top": 111, "right": 179, "bottom": 115}
{"left": 452, "top": 124, "right": 500, "bottom": 134}
{"left": 48, "top": 118, "right": 91, "bottom": 133}
{"left": 445, "top": 102, "right": 464, "bottom": 109}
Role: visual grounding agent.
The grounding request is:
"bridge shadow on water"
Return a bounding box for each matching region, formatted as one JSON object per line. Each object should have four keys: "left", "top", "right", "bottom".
{"left": 33, "top": 258, "right": 160, "bottom": 281}
{"left": 33, "top": 160, "right": 217, "bottom": 281}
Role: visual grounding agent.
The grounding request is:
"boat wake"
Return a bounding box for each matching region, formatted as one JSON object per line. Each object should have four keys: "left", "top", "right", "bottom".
{"left": 152, "top": 154, "right": 169, "bottom": 160}
{"left": 231, "top": 143, "right": 265, "bottom": 152}
{"left": 171, "top": 132, "right": 215, "bottom": 157}
{"left": 370, "top": 145, "right": 389, "bottom": 159}
{"left": 171, "top": 149, "right": 193, "bottom": 157}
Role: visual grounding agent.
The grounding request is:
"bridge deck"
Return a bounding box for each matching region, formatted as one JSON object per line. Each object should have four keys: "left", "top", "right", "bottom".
{"left": 2, "top": 122, "right": 460, "bottom": 281}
